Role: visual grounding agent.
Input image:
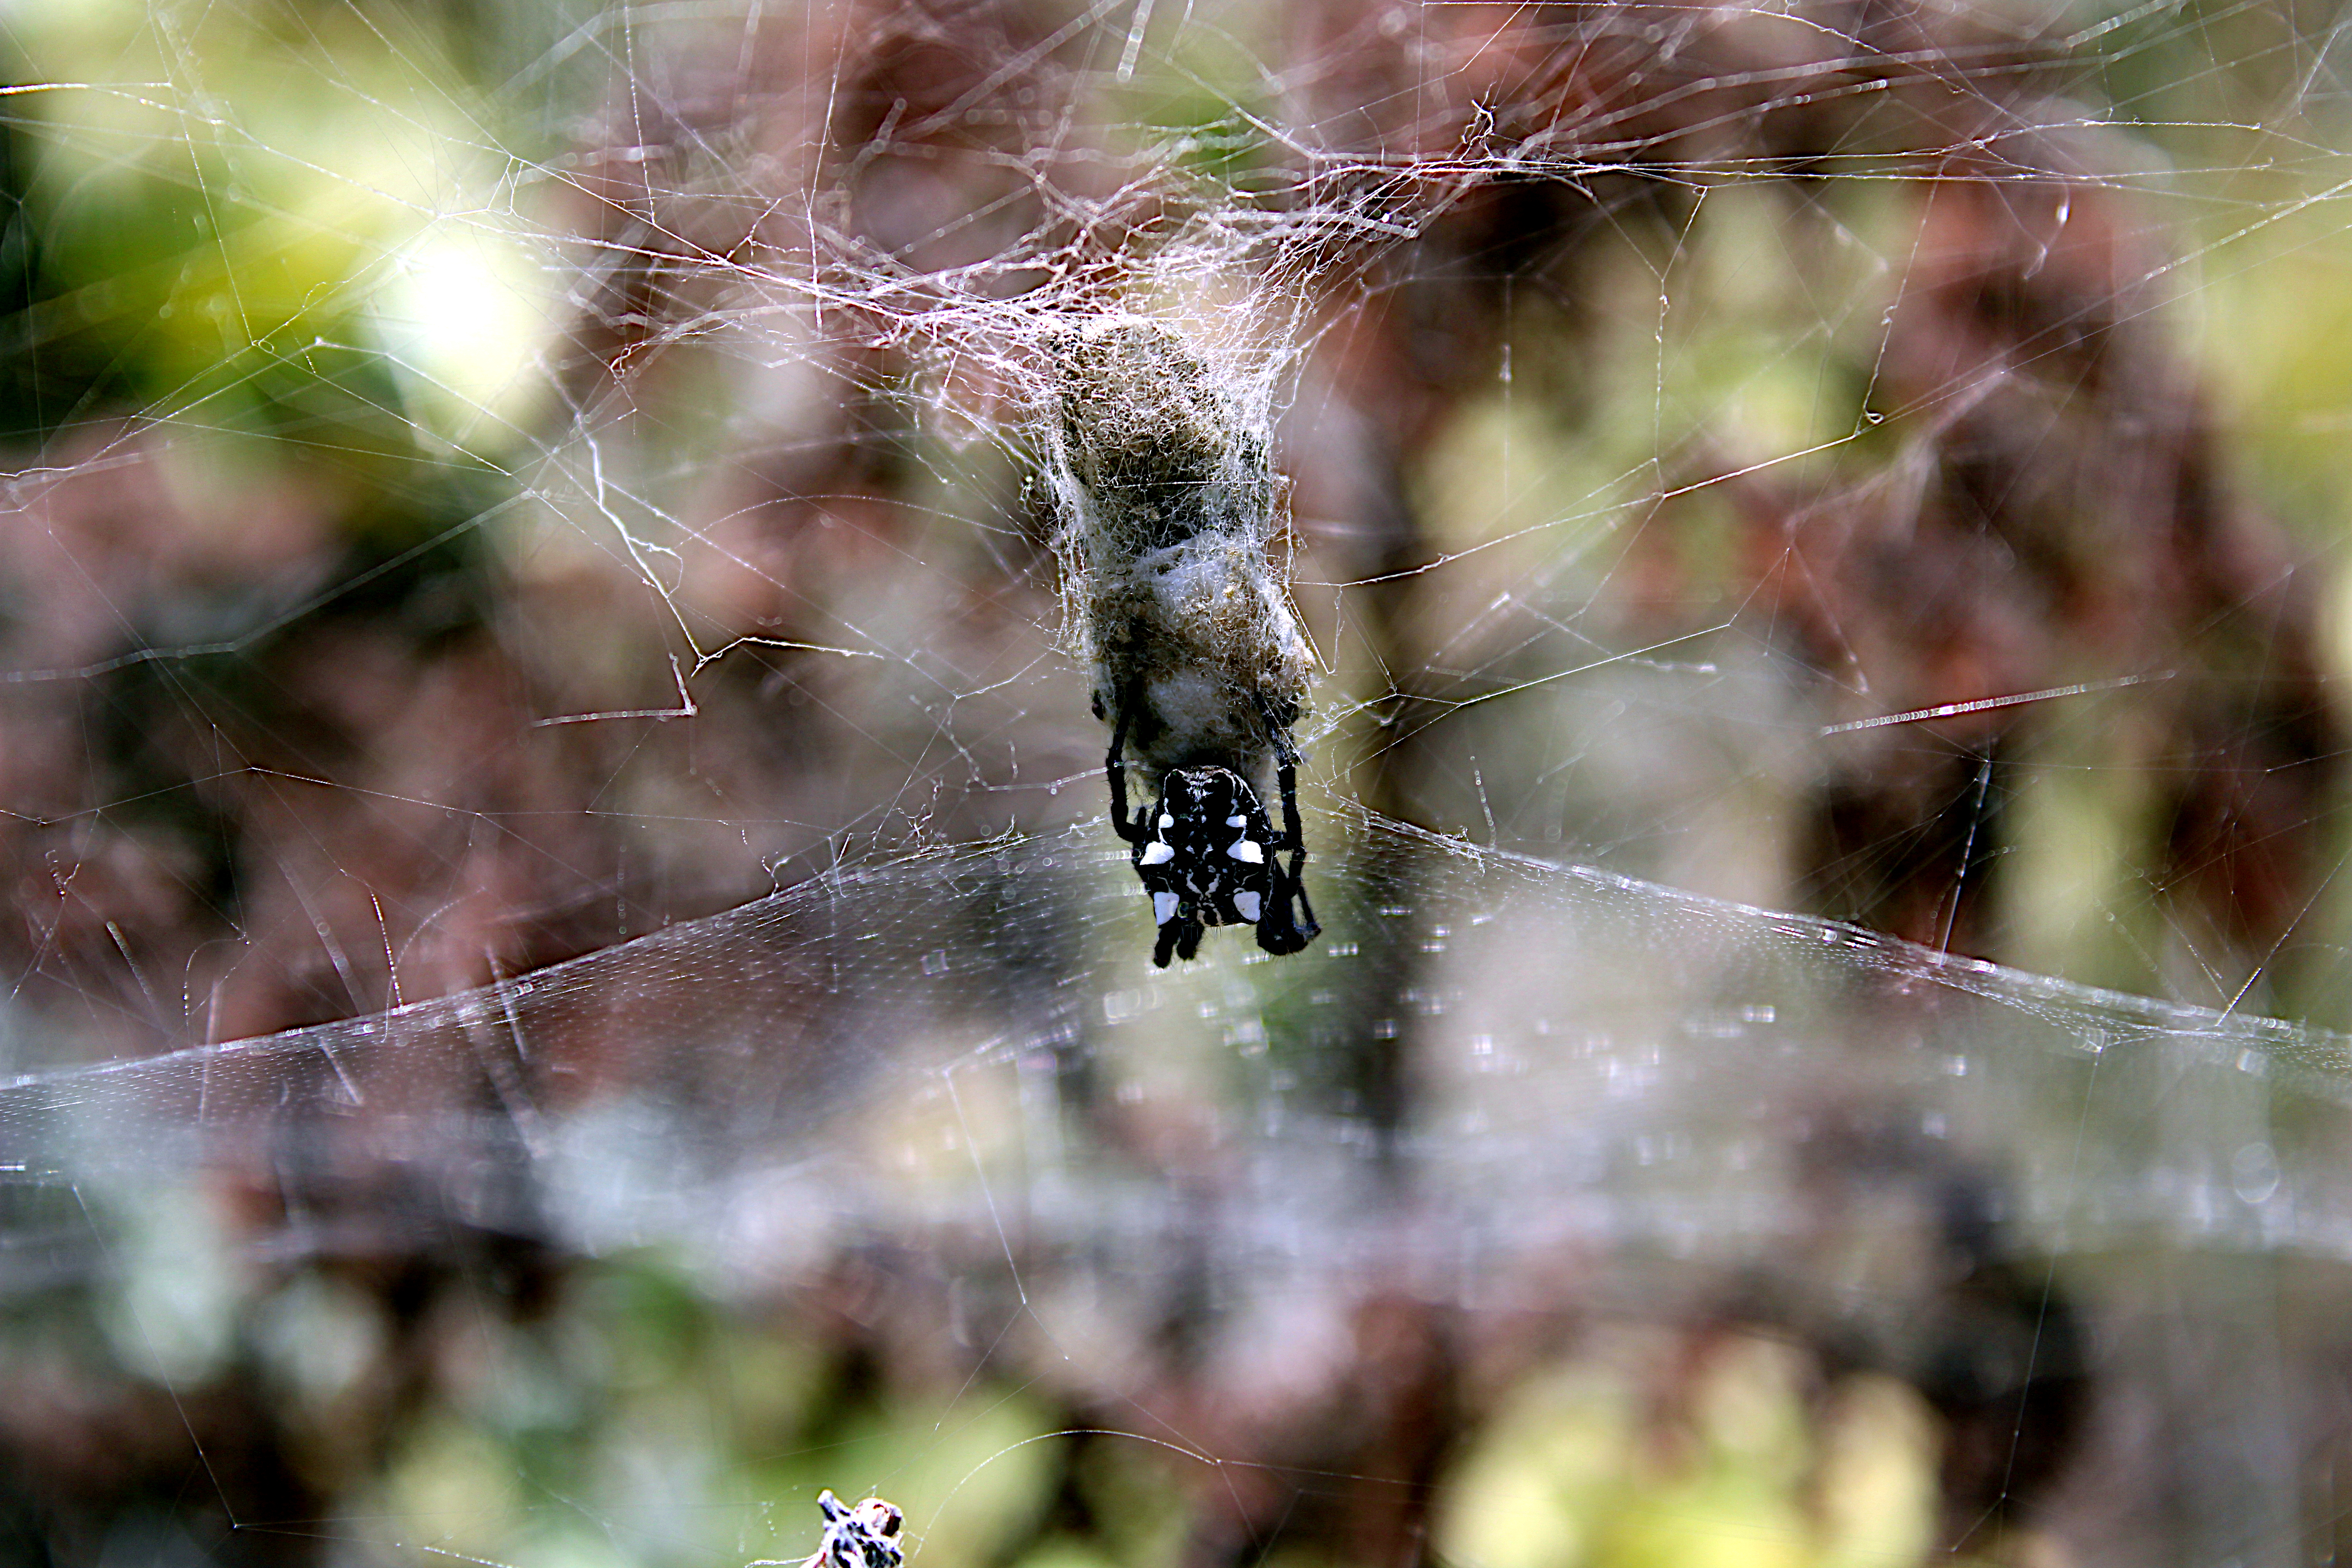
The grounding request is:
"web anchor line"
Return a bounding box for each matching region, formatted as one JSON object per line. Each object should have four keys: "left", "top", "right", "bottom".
{"left": 1818, "top": 673, "right": 2171, "bottom": 736}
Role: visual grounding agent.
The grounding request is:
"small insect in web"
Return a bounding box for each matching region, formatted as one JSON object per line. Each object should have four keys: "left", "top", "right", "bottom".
{"left": 1044, "top": 316, "right": 1321, "bottom": 967}
{"left": 797, "top": 1490, "right": 904, "bottom": 1568}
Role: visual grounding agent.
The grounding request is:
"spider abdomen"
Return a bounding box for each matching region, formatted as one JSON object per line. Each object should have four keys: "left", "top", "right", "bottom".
{"left": 1088, "top": 542, "right": 1312, "bottom": 777}
{"left": 1044, "top": 314, "right": 1321, "bottom": 965}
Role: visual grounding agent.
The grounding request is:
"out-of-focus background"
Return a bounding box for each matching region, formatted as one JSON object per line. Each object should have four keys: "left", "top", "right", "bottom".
{"left": 7, "top": 0, "right": 2352, "bottom": 1563}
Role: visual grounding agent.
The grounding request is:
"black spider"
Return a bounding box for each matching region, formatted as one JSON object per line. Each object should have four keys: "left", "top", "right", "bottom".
{"left": 802, "top": 1491, "right": 904, "bottom": 1568}
{"left": 1107, "top": 685, "right": 1319, "bottom": 966}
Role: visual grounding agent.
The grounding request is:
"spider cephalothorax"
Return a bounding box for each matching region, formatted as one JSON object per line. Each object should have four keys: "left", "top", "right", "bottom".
{"left": 1107, "top": 691, "right": 1319, "bottom": 967}
{"left": 802, "top": 1490, "right": 904, "bottom": 1568}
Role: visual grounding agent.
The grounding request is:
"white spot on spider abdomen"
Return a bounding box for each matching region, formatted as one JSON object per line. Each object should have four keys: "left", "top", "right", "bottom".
{"left": 1227, "top": 839, "right": 1263, "bottom": 863}
{"left": 1140, "top": 840, "right": 1174, "bottom": 865}
{"left": 1152, "top": 891, "right": 1179, "bottom": 925}
{"left": 1234, "top": 890, "right": 1262, "bottom": 923}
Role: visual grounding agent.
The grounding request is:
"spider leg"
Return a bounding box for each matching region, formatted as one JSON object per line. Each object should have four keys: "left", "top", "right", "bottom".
{"left": 1252, "top": 693, "right": 1321, "bottom": 954}
{"left": 1282, "top": 862, "right": 1321, "bottom": 940}
{"left": 1106, "top": 679, "right": 1148, "bottom": 844}
{"left": 1253, "top": 692, "right": 1306, "bottom": 856}
{"left": 1272, "top": 735, "right": 1306, "bottom": 859}
{"left": 1256, "top": 863, "right": 1320, "bottom": 955}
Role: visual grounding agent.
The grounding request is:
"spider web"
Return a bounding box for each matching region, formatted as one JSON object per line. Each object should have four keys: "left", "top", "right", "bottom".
{"left": 6, "top": 814, "right": 2348, "bottom": 1563}
{"left": 5, "top": 0, "right": 2352, "bottom": 1563}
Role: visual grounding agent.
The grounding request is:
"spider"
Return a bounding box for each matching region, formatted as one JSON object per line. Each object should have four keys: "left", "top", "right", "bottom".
{"left": 1106, "top": 681, "right": 1319, "bottom": 967}
{"left": 799, "top": 1490, "right": 904, "bottom": 1568}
